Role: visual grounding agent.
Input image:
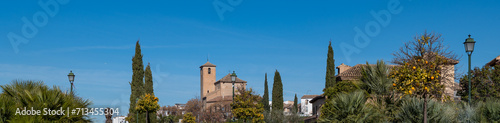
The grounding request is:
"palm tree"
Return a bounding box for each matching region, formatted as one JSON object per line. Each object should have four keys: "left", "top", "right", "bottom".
{"left": 318, "top": 91, "right": 382, "bottom": 123}
{"left": 0, "top": 80, "right": 92, "bottom": 122}
{"left": 360, "top": 60, "right": 393, "bottom": 95}
{"left": 396, "top": 97, "right": 457, "bottom": 122}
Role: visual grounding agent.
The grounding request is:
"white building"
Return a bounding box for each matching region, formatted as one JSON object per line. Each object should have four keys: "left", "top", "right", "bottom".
{"left": 112, "top": 116, "right": 128, "bottom": 123}
{"left": 300, "top": 95, "right": 318, "bottom": 116}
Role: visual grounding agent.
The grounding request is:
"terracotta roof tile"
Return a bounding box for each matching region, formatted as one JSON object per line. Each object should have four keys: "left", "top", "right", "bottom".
{"left": 337, "top": 64, "right": 396, "bottom": 81}
{"left": 309, "top": 95, "right": 324, "bottom": 103}
{"left": 486, "top": 55, "right": 500, "bottom": 67}
{"left": 214, "top": 74, "right": 247, "bottom": 84}
{"left": 200, "top": 61, "right": 216, "bottom": 68}
{"left": 301, "top": 95, "right": 319, "bottom": 99}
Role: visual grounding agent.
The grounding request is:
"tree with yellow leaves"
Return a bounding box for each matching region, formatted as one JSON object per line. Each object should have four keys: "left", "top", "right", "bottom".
{"left": 182, "top": 112, "right": 196, "bottom": 123}
{"left": 231, "top": 87, "right": 265, "bottom": 123}
{"left": 391, "top": 31, "right": 458, "bottom": 123}
{"left": 136, "top": 93, "right": 160, "bottom": 123}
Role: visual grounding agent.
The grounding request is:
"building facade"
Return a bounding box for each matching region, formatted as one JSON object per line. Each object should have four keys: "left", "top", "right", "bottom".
{"left": 300, "top": 95, "right": 318, "bottom": 116}
{"left": 336, "top": 62, "right": 459, "bottom": 98}
{"left": 200, "top": 61, "right": 247, "bottom": 109}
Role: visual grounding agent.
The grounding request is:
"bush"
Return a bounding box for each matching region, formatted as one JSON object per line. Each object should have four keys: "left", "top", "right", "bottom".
{"left": 477, "top": 99, "right": 500, "bottom": 122}
{"left": 318, "top": 91, "right": 382, "bottom": 123}
{"left": 396, "top": 97, "right": 457, "bottom": 122}
{"left": 457, "top": 102, "right": 480, "bottom": 123}
{"left": 0, "top": 80, "right": 91, "bottom": 122}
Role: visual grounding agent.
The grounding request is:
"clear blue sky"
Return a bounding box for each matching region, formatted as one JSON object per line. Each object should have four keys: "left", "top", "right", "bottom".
{"left": 1, "top": 0, "right": 499, "bottom": 122}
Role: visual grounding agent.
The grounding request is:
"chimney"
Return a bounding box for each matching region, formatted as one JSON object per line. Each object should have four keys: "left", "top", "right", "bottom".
{"left": 336, "top": 63, "right": 351, "bottom": 75}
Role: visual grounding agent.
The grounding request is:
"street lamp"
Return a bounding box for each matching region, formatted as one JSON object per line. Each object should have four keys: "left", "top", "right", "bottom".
{"left": 230, "top": 71, "right": 237, "bottom": 121}
{"left": 464, "top": 34, "right": 476, "bottom": 104}
{"left": 67, "top": 70, "right": 75, "bottom": 94}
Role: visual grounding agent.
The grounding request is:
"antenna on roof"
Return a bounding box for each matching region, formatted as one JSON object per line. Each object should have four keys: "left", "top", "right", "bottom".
{"left": 207, "top": 53, "right": 210, "bottom": 62}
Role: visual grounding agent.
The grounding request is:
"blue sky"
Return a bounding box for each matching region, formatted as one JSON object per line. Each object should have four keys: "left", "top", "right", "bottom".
{"left": 1, "top": 0, "right": 499, "bottom": 122}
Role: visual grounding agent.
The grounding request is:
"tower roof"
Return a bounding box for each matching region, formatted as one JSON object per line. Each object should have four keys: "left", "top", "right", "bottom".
{"left": 214, "top": 74, "right": 247, "bottom": 84}
{"left": 200, "top": 61, "right": 216, "bottom": 68}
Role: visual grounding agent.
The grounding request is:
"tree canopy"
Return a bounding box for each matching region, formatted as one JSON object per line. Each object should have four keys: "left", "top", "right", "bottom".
{"left": 0, "top": 80, "right": 92, "bottom": 122}
{"left": 231, "top": 88, "right": 264, "bottom": 122}
{"left": 457, "top": 65, "right": 500, "bottom": 103}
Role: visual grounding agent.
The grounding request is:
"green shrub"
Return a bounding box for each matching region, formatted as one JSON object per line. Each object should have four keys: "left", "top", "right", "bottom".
{"left": 318, "top": 91, "right": 382, "bottom": 123}
{"left": 477, "top": 99, "right": 500, "bottom": 122}
{"left": 0, "top": 80, "right": 92, "bottom": 122}
{"left": 396, "top": 97, "right": 457, "bottom": 123}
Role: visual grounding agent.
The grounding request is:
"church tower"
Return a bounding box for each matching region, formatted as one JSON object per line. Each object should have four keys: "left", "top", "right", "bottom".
{"left": 200, "top": 61, "right": 216, "bottom": 99}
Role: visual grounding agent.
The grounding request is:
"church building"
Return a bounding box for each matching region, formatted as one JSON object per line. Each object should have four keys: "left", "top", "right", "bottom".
{"left": 199, "top": 61, "right": 247, "bottom": 108}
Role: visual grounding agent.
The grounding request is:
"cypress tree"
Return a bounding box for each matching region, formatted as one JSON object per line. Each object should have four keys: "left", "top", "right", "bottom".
{"left": 272, "top": 70, "right": 283, "bottom": 112}
{"left": 144, "top": 63, "right": 156, "bottom": 123}
{"left": 144, "top": 63, "right": 154, "bottom": 94}
{"left": 262, "top": 73, "right": 270, "bottom": 112}
{"left": 129, "top": 40, "right": 145, "bottom": 123}
{"left": 293, "top": 94, "right": 298, "bottom": 113}
{"left": 325, "top": 41, "right": 336, "bottom": 88}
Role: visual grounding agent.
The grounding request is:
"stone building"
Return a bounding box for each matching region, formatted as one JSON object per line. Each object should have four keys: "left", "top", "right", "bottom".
{"left": 199, "top": 61, "right": 247, "bottom": 109}
{"left": 336, "top": 61, "right": 460, "bottom": 98}
{"left": 300, "top": 95, "right": 318, "bottom": 116}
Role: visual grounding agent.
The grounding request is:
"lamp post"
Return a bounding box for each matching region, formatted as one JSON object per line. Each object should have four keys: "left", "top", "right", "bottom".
{"left": 67, "top": 70, "right": 75, "bottom": 94}
{"left": 230, "top": 71, "right": 237, "bottom": 121}
{"left": 464, "top": 34, "right": 476, "bottom": 104}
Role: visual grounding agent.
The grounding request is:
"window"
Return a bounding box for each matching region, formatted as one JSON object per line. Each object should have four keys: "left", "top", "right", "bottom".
{"left": 208, "top": 68, "right": 211, "bottom": 74}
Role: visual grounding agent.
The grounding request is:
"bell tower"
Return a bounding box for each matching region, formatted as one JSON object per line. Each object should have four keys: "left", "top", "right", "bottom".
{"left": 200, "top": 61, "right": 216, "bottom": 99}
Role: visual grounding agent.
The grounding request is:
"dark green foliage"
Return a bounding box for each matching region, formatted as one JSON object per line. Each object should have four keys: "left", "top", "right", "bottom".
{"left": 323, "top": 81, "right": 361, "bottom": 98}
{"left": 457, "top": 102, "right": 480, "bottom": 122}
{"left": 293, "top": 94, "right": 298, "bottom": 113}
{"left": 325, "top": 41, "right": 336, "bottom": 88}
{"left": 261, "top": 73, "right": 270, "bottom": 112}
{"left": 457, "top": 65, "right": 500, "bottom": 103}
{"left": 144, "top": 63, "right": 156, "bottom": 123}
{"left": 0, "top": 80, "right": 92, "bottom": 122}
{"left": 360, "top": 60, "right": 392, "bottom": 95}
{"left": 477, "top": 99, "right": 500, "bottom": 122}
{"left": 318, "top": 91, "right": 382, "bottom": 123}
{"left": 396, "top": 96, "right": 457, "bottom": 123}
{"left": 129, "top": 40, "right": 145, "bottom": 123}
{"left": 272, "top": 70, "right": 284, "bottom": 120}
{"left": 145, "top": 63, "right": 154, "bottom": 95}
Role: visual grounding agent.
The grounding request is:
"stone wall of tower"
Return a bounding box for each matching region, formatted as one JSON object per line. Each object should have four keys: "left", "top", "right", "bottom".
{"left": 200, "top": 66, "right": 216, "bottom": 99}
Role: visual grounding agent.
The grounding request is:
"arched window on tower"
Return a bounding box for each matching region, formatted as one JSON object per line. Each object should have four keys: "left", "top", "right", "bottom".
{"left": 208, "top": 68, "right": 211, "bottom": 74}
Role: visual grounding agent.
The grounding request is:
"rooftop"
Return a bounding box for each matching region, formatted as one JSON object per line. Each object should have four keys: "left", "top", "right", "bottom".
{"left": 301, "top": 95, "right": 319, "bottom": 99}
{"left": 200, "top": 61, "right": 216, "bottom": 68}
{"left": 486, "top": 55, "right": 500, "bottom": 67}
{"left": 336, "top": 64, "right": 396, "bottom": 81}
{"left": 214, "top": 73, "right": 247, "bottom": 84}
